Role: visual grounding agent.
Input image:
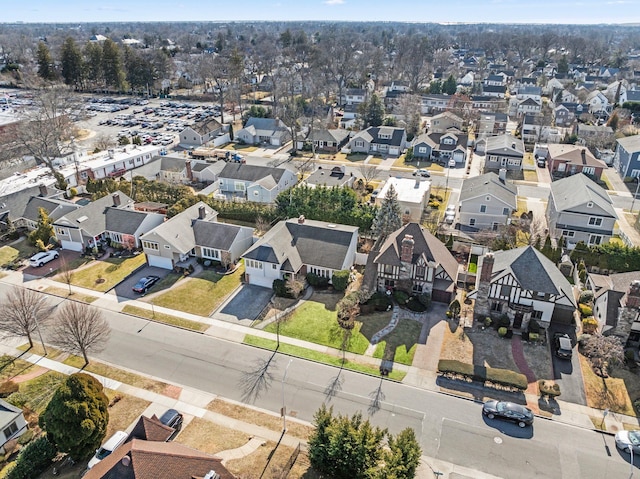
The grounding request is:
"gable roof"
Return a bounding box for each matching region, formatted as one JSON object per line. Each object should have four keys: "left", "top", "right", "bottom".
{"left": 193, "top": 221, "right": 248, "bottom": 250}
{"left": 127, "top": 415, "right": 175, "bottom": 443}
{"left": 546, "top": 144, "right": 606, "bottom": 168}
{"left": 105, "top": 208, "right": 159, "bottom": 235}
{"left": 484, "top": 134, "right": 525, "bottom": 156}
{"left": 219, "top": 163, "right": 290, "bottom": 184}
{"left": 0, "top": 399, "right": 23, "bottom": 428}
{"left": 351, "top": 126, "right": 406, "bottom": 147}
{"left": 142, "top": 202, "right": 216, "bottom": 253}
{"left": 490, "top": 246, "right": 575, "bottom": 305}
{"left": 0, "top": 184, "right": 66, "bottom": 224}
{"left": 160, "top": 157, "right": 186, "bottom": 172}
{"left": 549, "top": 174, "right": 616, "bottom": 217}
{"left": 83, "top": 439, "right": 236, "bottom": 479}
{"left": 243, "top": 117, "right": 288, "bottom": 138}
{"left": 412, "top": 132, "right": 468, "bottom": 152}
{"left": 616, "top": 134, "right": 640, "bottom": 153}
{"left": 54, "top": 191, "right": 134, "bottom": 237}
{"left": 459, "top": 172, "right": 517, "bottom": 207}
{"left": 22, "top": 196, "right": 79, "bottom": 223}
{"left": 243, "top": 218, "right": 357, "bottom": 272}
{"left": 191, "top": 118, "right": 222, "bottom": 136}
{"left": 374, "top": 223, "right": 458, "bottom": 281}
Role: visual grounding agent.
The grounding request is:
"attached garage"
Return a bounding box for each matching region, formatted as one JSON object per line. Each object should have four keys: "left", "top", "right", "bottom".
{"left": 147, "top": 254, "right": 174, "bottom": 270}
{"left": 453, "top": 150, "right": 465, "bottom": 163}
{"left": 432, "top": 289, "right": 453, "bottom": 303}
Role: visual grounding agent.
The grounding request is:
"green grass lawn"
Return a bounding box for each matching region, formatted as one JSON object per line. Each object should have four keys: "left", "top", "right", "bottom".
{"left": 243, "top": 335, "right": 406, "bottom": 381}
{"left": 151, "top": 264, "right": 244, "bottom": 316}
{"left": 43, "top": 286, "right": 98, "bottom": 303}
{"left": 264, "top": 294, "right": 371, "bottom": 354}
{"left": 64, "top": 254, "right": 147, "bottom": 292}
{"left": 0, "top": 241, "right": 38, "bottom": 265}
{"left": 372, "top": 319, "right": 422, "bottom": 366}
{"left": 122, "top": 304, "right": 209, "bottom": 331}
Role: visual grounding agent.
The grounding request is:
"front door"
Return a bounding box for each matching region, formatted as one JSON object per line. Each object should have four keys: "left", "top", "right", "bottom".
{"left": 513, "top": 312, "right": 524, "bottom": 329}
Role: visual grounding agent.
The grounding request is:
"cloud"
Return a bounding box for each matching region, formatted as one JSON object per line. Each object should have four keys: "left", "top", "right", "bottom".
{"left": 324, "top": 0, "right": 345, "bottom": 5}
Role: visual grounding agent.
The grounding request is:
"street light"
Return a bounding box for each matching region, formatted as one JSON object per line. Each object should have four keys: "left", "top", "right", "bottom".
{"left": 281, "top": 358, "right": 293, "bottom": 433}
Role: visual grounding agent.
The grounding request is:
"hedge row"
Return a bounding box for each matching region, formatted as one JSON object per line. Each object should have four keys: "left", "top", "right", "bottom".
{"left": 5, "top": 436, "right": 57, "bottom": 479}
{"left": 438, "top": 359, "right": 528, "bottom": 391}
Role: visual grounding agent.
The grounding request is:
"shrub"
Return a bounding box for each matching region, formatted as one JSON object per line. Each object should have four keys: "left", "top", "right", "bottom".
{"left": 624, "top": 349, "right": 635, "bottom": 361}
{"left": 538, "top": 380, "right": 561, "bottom": 398}
{"left": 5, "top": 436, "right": 57, "bottom": 479}
{"left": 578, "top": 269, "right": 587, "bottom": 283}
{"left": 579, "top": 291, "right": 594, "bottom": 304}
{"left": 496, "top": 315, "right": 510, "bottom": 329}
{"left": 306, "top": 272, "right": 329, "bottom": 288}
{"left": 366, "top": 292, "right": 392, "bottom": 312}
{"left": 405, "top": 297, "right": 427, "bottom": 312}
{"left": 272, "top": 279, "right": 291, "bottom": 298}
{"left": 484, "top": 317, "right": 492, "bottom": 327}
{"left": 579, "top": 304, "right": 593, "bottom": 318}
{"left": 528, "top": 319, "right": 541, "bottom": 334}
{"left": 417, "top": 292, "right": 431, "bottom": 309}
{"left": 582, "top": 317, "right": 598, "bottom": 334}
{"left": 393, "top": 290, "right": 409, "bottom": 305}
{"left": 428, "top": 200, "right": 440, "bottom": 209}
{"left": 0, "top": 381, "right": 19, "bottom": 398}
{"left": 331, "top": 270, "right": 350, "bottom": 292}
{"left": 437, "top": 360, "right": 527, "bottom": 390}
{"left": 498, "top": 327, "right": 508, "bottom": 337}
{"left": 17, "top": 430, "right": 33, "bottom": 445}
{"left": 528, "top": 332, "right": 539, "bottom": 342}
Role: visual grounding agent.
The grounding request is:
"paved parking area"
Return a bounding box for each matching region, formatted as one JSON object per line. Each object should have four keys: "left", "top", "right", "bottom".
{"left": 548, "top": 324, "right": 587, "bottom": 405}
{"left": 212, "top": 284, "right": 273, "bottom": 326}
{"left": 21, "top": 249, "right": 79, "bottom": 278}
{"left": 110, "top": 265, "right": 171, "bottom": 301}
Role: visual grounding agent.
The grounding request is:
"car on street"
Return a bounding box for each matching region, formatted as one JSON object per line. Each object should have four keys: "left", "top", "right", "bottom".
{"left": 615, "top": 430, "right": 640, "bottom": 454}
{"left": 159, "top": 408, "right": 183, "bottom": 440}
{"left": 553, "top": 333, "right": 573, "bottom": 359}
{"left": 413, "top": 169, "right": 431, "bottom": 177}
{"left": 29, "top": 250, "right": 59, "bottom": 268}
{"left": 482, "top": 400, "right": 534, "bottom": 428}
{"left": 132, "top": 275, "right": 160, "bottom": 294}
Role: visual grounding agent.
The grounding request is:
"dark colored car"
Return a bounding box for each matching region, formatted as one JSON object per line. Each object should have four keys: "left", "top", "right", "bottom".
{"left": 159, "top": 408, "right": 183, "bottom": 440}
{"left": 553, "top": 333, "right": 573, "bottom": 359}
{"left": 482, "top": 400, "right": 534, "bottom": 428}
{"left": 132, "top": 275, "right": 160, "bottom": 294}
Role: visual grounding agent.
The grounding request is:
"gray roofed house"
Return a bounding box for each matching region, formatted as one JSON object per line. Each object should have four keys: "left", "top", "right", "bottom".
{"left": 242, "top": 216, "right": 358, "bottom": 288}
{"left": 157, "top": 156, "right": 191, "bottom": 184}
{"left": 179, "top": 118, "right": 226, "bottom": 147}
{"left": 104, "top": 208, "right": 165, "bottom": 249}
{"left": 411, "top": 131, "right": 468, "bottom": 165}
{"left": 19, "top": 195, "right": 79, "bottom": 231}
{"left": 192, "top": 221, "right": 254, "bottom": 268}
{"left": 470, "top": 246, "right": 577, "bottom": 328}
{"left": 614, "top": 134, "right": 640, "bottom": 180}
{"left": 0, "top": 183, "right": 67, "bottom": 232}
{"left": 482, "top": 134, "right": 525, "bottom": 172}
{"left": 459, "top": 172, "right": 517, "bottom": 231}
{"left": 218, "top": 163, "right": 297, "bottom": 203}
{"left": 302, "top": 165, "right": 355, "bottom": 189}
{"left": 546, "top": 173, "right": 617, "bottom": 249}
{"left": 0, "top": 399, "right": 27, "bottom": 453}
{"left": 53, "top": 191, "right": 144, "bottom": 252}
{"left": 236, "top": 117, "right": 291, "bottom": 146}
{"left": 372, "top": 222, "right": 459, "bottom": 303}
{"left": 297, "top": 128, "right": 351, "bottom": 153}
{"left": 348, "top": 126, "right": 407, "bottom": 157}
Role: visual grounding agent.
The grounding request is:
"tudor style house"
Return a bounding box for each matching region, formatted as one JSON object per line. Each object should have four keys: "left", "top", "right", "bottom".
{"left": 348, "top": 126, "right": 407, "bottom": 157}
{"left": 471, "top": 246, "right": 577, "bottom": 329}
{"left": 482, "top": 134, "right": 525, "bottom": 172}
{"left": 372, "top": 223, "right": 459, "bottom": 303}
{"left": 546, "top": 174, "right": 617, "bottom": 249}
{"left": 242, "top": 216, "right": 358, "bottom": 289}
{"left": 458, "top": 172, "right": 517, "bottom": 231}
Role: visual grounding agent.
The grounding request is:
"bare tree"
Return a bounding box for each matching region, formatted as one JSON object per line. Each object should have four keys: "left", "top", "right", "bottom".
{"left": 358, "top": 163, "right": 380, "bottom": 189}
{"left": 582, "top": 334, "right": 625, "bottom": 377}
{"left": 0, "top": 287, "right": 48, "bottom": 349}
{"left": 48, "top": 301, "right": 110, "bottom": 367}
{"left": 92, "top": 133, "right": 116, "bottom": 152}
{"left": 58, "top": 255, "right": 74, "bottom": 296}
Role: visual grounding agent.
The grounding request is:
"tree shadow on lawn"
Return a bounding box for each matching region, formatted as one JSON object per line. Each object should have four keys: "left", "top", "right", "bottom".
{"left": 362, "top": 318, "right": 422, "bottom": 364}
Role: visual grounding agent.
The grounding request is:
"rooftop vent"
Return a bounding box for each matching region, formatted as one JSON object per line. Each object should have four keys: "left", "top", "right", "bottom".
{"left": 77, "top": 216, "right": 88, "bottom": 223}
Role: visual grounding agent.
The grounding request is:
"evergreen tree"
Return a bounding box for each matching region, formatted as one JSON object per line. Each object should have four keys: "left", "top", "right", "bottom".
{"left": 541, "top": 234, "right": 554, "bottom": 260}
{"left": 83, "top": 41, "right": 103, "bottom": 89}
{"left": 442, "top": 74, "right": 457, "bottom": 95}
{"left": 429, "top": 80, "right": 442, "bottom": 94}
{"left": 308, "top": 404, "right": 333, "bottom": 470}
{"left": 102, "top": 38, "right": 127, "bottom": 91}
{"left": 36, "top": 42, "right": 56, "bottom": 81}
{"left": 379, "top": 428, "right": 422, "bottom": 479}
{"left": 362, "top": 93, "right": 385, "bottom": 127}
{"left": 28, "top": 208, "right": 54, "bottom": 249}
{"left": 372, "top": 184, "right": 402, "bottom": 241}
{"left": 39, "top": 373, "right": 109, "bottom": 461}
{"left": 61, "top": 37, "right": 83, "bottom": 89}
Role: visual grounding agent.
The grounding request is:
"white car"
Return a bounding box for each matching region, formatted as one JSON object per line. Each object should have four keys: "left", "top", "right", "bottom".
{"left": 444, "top": 205, "right": 456, "bottom": 224}
{"left": 615, "top": 430, "right": 640, "bottom": 454}
{"left": 29, "top": 250, "right": 59, "bottom": 268}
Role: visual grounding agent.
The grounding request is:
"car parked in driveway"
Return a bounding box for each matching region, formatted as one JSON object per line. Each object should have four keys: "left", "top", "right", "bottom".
{"left": 132, "top": 275, "right": 160, "bottom": 294}
{"left": 29, "top": 250, "right": 59, "bottom": 268}
{"left": 444, "top": 205, "right": 456, "bottom": 224}
{"left": 615, "top": 430, "right": 640, "bottom": 454}
{"left": 159, "top": 408, "right": 183, "bottom": 440}
{"left": 553, "top": 333, "right": 573, "bottom": 359}
{"left": 482, "top": 400, "right": 534, "bottom": 428}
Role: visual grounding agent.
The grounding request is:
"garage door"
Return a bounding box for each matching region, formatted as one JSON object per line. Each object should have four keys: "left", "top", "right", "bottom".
{"left": 147, "top": 255, "right": 174, "bottom": 270}
{"left": 432, "top": 289, "right": 452, "bottom": 303}
{"left": 453, "top": 151, "right": 464, "bottom": 162}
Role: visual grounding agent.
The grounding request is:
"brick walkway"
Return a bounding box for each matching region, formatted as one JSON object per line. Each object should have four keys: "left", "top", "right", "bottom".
{"left": 511, "top": 335, "right": 537, "bottom": 384}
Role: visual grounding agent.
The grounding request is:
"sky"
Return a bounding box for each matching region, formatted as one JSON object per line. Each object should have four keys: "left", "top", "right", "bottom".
{"left": 3, "top": 0, "right": 639, "bottom": 24}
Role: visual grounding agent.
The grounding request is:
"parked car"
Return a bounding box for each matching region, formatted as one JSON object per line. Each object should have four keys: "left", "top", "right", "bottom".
{"left": 482, "top": 400, "right": 534, "bottom": 428}
{"left": 536, "top": 157, "right": 546, "bottom": 168}
{"left": 132, "top": 275, "right": 160, "bottom": 294}
{"left": 615, "top": 430, "right": 640, "bottom": 454}
{"left": 444, "top": 205, "right": 456, "bottom": 224}
{"left": 448, "top": 159, "right": 456, "bottom": 167}
{"left": 87, "top": 430, "right": 128, "bottom": 469}
{"left": 159, "top": 408, "right": 183, "bottom": 440}
{"left": 553, "top": 333, "right": 573, "bottom": 359}
{"left": 413, "top": 169, "right": 431, "bottom": 177}
{"left": 29, "top": 250, "right": 59, "bottom": 268}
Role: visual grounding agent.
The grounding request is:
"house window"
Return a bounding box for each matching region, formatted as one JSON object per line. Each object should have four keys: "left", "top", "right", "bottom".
{"left": 201, "top": 247, "right": 220, "bottom": 260}
{"left": 531, "top": 310, "right": 543, "bottom": 320}
{"left": 234, "top": 182, "right": 246, "bottom": 192}
{"left": 383, "top": 264, "right": 394, "bottom": 274}
{"left": 412, "top": 284, "right": 423, "bottom": 293}
{"left": 480, "top": 205, "right": 487, "bottom": 213}
{"left": 562, "top": 230, "right": 576, "bottom": 238}
{"left": 490, "top": 301, "right": 503, "bottom": 312}
{"left": 272, "top": 264, "right": 277, "bottom": 270}
{"left": 355, "top": 140, "right": 364, "bottom": 148}
{"left": 469, "top": 218, "right": 476, "bottom": 226}
{"left": 588, "top": 217, "right": 603, "bottom": 227}
{"left": 418, "top": 147, "right": 427, "bottom": 154}
{"left": 502, "top": 207, "right": 510, "bottom": 215}
{"left": 492, "top": 222, "right": 499, "bottom": 231}
{"left": 3, "top": 422, "right": 18, "bottom": 438}
{"left": 500, "top": 284, "right": 512, "bottom": 297}
{"left": 415, "top": 266, "right": 426, "bottom": 278}
{"left": 110, "top": 233, "right": 123, "bottom": 243}
{"left": 246, "top": 260, "right": 263, "bottom": 269}
{"left": 588, "top": 234, "right": 603, "bottom": 246}
{"left": 164, "top": 245, "right": 171, "bottom": 249}
{"left": 142, "top": 241, "right": 159, "bottom": 251}
{"left": 384, "top": 279, "right": 395, "bottom": 289}
{"left": 485, "top": 196, "right": 491, "bottom": 201}
{"left": 583, "top": 167, "right": 595, "bottom": 175}
{"left": 55, "top": 227, "right": 66, "bottom": 235}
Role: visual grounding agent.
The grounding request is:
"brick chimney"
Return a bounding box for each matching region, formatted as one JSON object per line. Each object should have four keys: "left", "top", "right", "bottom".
{"left": 298, "top": 215, "right": 305, "bottom": 224}
{"left": 112, "top": 193, "right": 121, "bottom": 207}
{"left": 475, "top": 252, "right": 494, "bottom": 318}
{"left": 186, "top": 160, "right": 193, "bottom": 181}
{"left": 479, "top": 252, "right": 494, "bottom": 283}
{"left": 38, "top": 184, "right": 48, "bottom": 197}
{"left": 198, "top": 205, "right": 206, "bottom": 220}
{"left": 400, "top": 234, "right": 414, "bottom": 263}
{"left": 581, "top": 149, "right": 587, "bottom": 164}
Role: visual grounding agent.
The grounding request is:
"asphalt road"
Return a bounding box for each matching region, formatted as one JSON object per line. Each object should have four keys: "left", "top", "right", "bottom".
{"left": 22, "top": 291, "right": 634, "bottom": 479}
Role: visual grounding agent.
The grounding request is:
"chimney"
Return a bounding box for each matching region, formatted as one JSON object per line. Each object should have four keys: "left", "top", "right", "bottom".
{"left": 186, "top": 160, "right": 193, "bottom": 181}
{"left": 38, "top": 184, "right": 48, "bottom": 197}
{"left": 108, "top": 149, "right": 114, "bottom": 159}
{"left": 298, "top": 215, "right": 305, "bottom": 224}
{"left": 198, "top": 205, "right": 206, "bottom": 220}
{"left": 400, "top": 234, "right": 415, "bottom": 263}
{"left": 415, "top": 179, "right": 420, "bottom": 188}
{"left": 474, "top": 252, "right": 494, "bottom": 318}
{"left": 499, "top": 168, "right": 507, "bottom": 182}
{"left": 121, "top": 456, "right": 131, "bottom": 467}
{"left": 581, "top": 149, "right": 586, "bottom": 164}
{"left": 511, "top": 143, "right": 516, "bottom": 149}
{"left": 626, "top": 280, "right": 640, "bottom": 309}
{"left": 479, "top": 252, "right": 494, "bottom": 283}
{"left": 112, "top": 193, "right": 121, "bottom": 207}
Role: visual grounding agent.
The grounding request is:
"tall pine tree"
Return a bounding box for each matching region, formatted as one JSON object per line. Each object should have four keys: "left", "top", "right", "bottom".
{"left": 36, "top": 42, "right": 56, "bottom": 81}
{"left": 372, "top": 184, "right": 402, "bottom": 242}
{"left": 61, "top": 37, "right": 83, "bottom": 89}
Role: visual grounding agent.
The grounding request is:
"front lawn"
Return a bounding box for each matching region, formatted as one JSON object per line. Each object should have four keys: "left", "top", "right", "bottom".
{"left": 263, "top": 293, "right": 370, "bottom": 354}
{"left": 64, "top": 254, "right": 147, "bottom": 292}
{"left": 151, "top": 264, "right": 244, "bottom": 316}
{"left": 0, "top": 241, "right": 38, "bottom": 266}
{"left": 372, "top": 318, "right": 422, "bottom": 366}
{"left": 122, "top": 305, "right": 209, "bottom": 332}
{"left": 580, "top": 355, "right": 635, "bottom": 416}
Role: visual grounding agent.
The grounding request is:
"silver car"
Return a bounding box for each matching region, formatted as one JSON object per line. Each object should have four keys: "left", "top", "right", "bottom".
{"left": 615, "top": 430, "right": 640, "bottom": 454}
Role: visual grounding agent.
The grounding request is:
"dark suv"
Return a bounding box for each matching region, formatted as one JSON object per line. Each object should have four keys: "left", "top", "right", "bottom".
{"left": 159, "top": 409, "right": 183, "bottom": 440}
{"left": 553, "top": 333, "right": 573, "bottom": 359}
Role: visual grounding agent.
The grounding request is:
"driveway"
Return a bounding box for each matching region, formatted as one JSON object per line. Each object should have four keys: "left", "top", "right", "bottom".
{"left": 211, "top": 284, "right": 273, "bottom": 326}
{"left": 21, "top": 249, "right": 80, "bottom": 278}
{"left": 110, "top": 265, "right": 171, "bottom": 301}
{"left": 548, "top": 324, "right": 587, "bottom": 405}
